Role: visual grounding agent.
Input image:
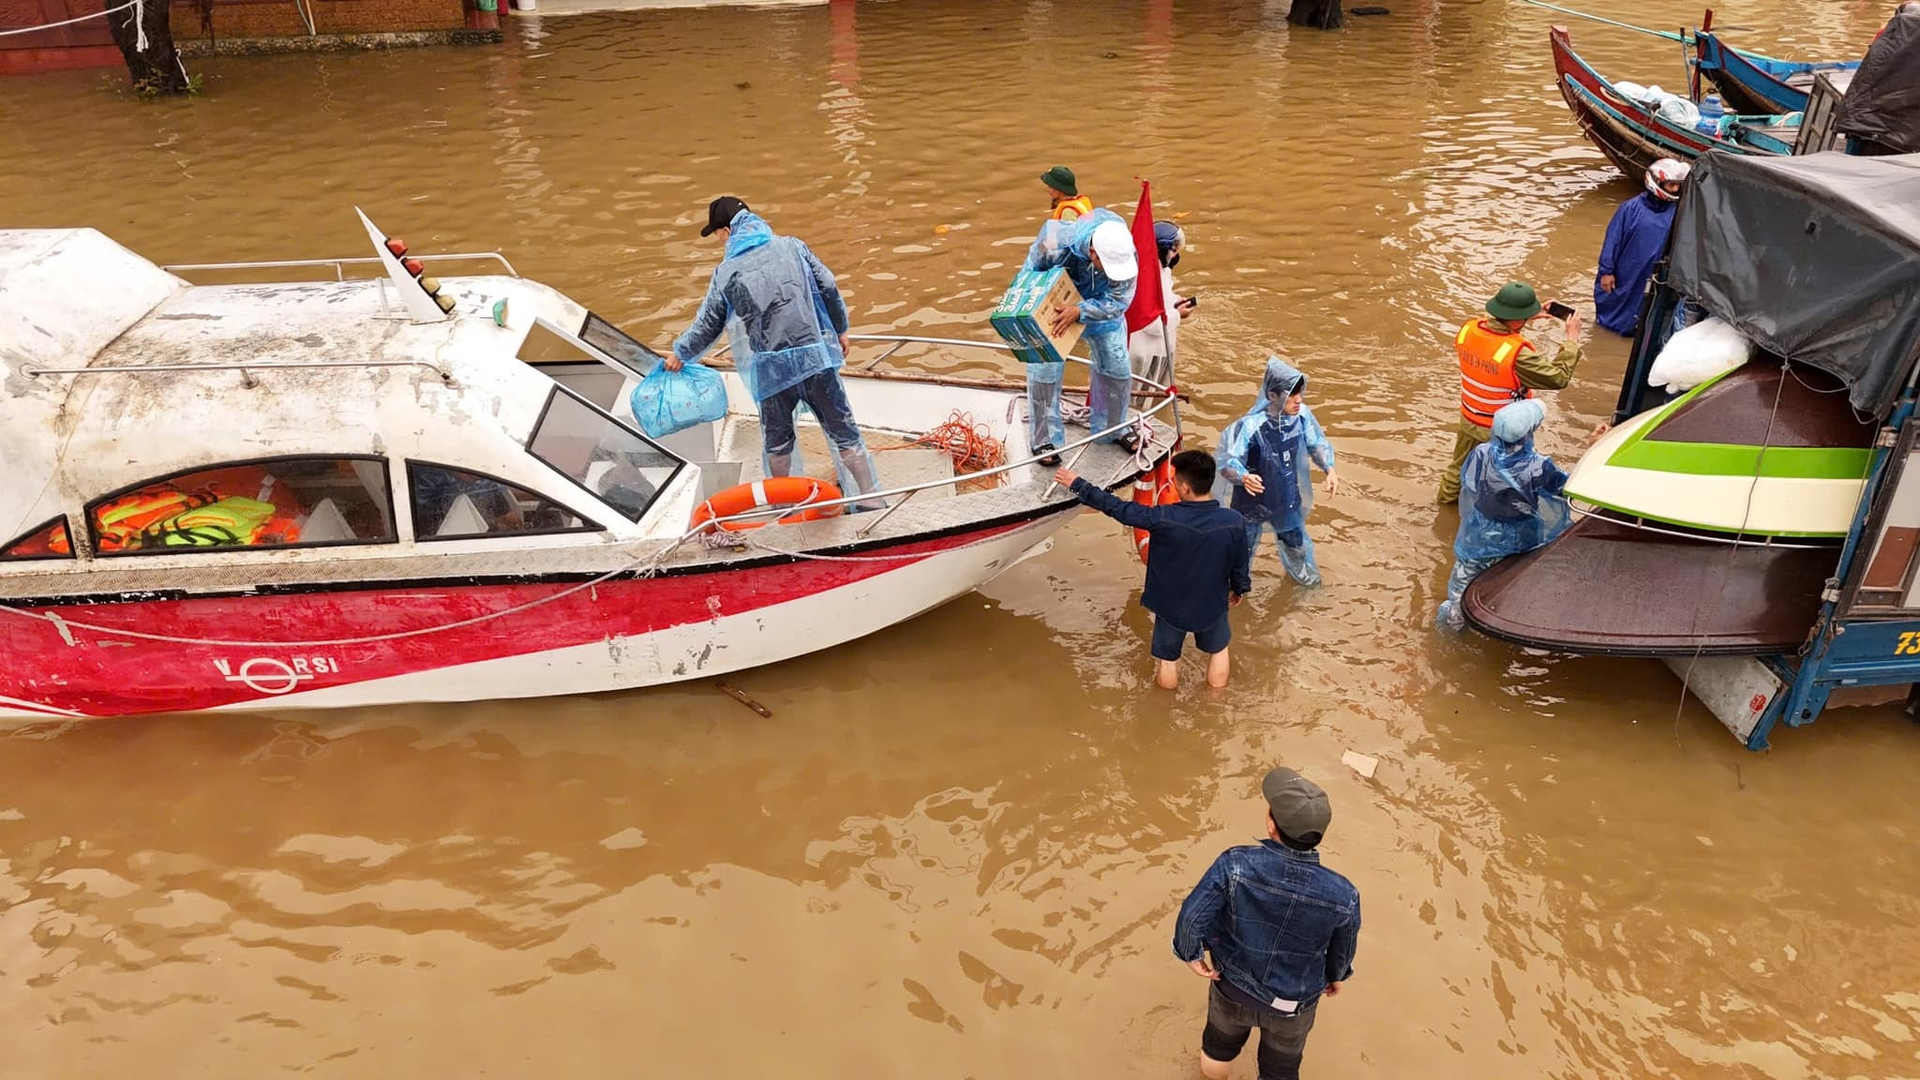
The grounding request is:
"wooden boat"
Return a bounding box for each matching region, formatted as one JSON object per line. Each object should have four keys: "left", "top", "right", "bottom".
{"left": 0, "top": 219, "right": 1179, "bottom": 719}
{"left": 1694, "top": 29, "right": 1858, "bottom": 116}
{"left": 1550, "top": 26, "right": 1797, "bottom": 180}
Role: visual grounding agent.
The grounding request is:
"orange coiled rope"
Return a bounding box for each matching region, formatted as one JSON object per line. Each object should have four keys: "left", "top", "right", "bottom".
{"left": 879, "top": 410, "right": 1008, "bottom": 488}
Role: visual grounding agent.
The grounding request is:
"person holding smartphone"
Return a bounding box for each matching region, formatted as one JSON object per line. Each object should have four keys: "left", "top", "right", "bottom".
{"left": 1129, "top": 220, "right": 1197, "bottom": 390}
{"left": 1438, "top": 281, "right": 1583, "bottom": 505}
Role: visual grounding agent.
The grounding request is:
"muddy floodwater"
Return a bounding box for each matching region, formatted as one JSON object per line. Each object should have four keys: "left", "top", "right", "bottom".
{"left": 3, "top": 2, "right": 1917, "bottom": 1076}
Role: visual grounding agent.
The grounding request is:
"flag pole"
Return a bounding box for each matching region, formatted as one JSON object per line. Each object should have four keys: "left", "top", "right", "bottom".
{"left": 1162, "top": 310, "right": 1180, "bottom": 446}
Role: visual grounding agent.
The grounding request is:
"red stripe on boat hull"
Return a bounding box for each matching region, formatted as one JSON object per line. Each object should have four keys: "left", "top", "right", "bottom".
{"left": 0, "top": 523, "right": 1026, "bottom": 718}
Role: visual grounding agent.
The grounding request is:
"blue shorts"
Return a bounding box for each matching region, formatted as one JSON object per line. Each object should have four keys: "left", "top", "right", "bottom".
{"left": 1151, "top": 612, "right": 1231, "bottom": 661}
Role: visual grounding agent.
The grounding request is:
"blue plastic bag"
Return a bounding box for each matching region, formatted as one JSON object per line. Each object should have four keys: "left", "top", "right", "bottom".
{"left": 630, "top": 363, "right": 728, "bottom": 439}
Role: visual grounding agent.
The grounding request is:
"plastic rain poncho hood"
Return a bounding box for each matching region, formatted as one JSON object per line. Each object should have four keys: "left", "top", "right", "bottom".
{"left": 671, "top": 210, "right": 850, "bottom": 403}
{"left": 1454, "top": 399, "right": 1571, "bottom": 563}
{"left": 1216, "top": 357, "right": 1334, "bottom": 532}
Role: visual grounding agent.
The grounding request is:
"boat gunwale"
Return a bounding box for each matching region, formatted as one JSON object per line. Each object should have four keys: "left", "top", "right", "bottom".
{"left": 1698, "top": 30, "right": 1860, "bottom": 115}
{"left": 1550, "top": 25, "right": 1785, "bottom": 178}
{"left": 0, "top": 495, "right": 1085, "bottom": 610}
{"left": 1460, "top": 514, "right": 1835, "bottom": 657}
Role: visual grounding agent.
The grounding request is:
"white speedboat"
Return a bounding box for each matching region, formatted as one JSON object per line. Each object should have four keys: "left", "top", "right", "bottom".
{"left": 0, "top": 215, "right": 1176, "bottom": 719}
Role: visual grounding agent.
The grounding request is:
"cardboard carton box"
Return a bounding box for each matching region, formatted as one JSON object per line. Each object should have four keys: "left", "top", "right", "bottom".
{"left": 990, "top": 267, "right": 1084, "bottom": 365}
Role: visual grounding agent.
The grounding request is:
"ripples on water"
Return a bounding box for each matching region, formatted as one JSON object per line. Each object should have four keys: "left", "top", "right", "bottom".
{"left": 3, "top": 2, "right": 1917, "bottom": 1076}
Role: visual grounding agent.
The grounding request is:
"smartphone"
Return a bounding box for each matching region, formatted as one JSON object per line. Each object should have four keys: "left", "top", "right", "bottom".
{"left": 1181, "top": 295, "right": 1199, "bottom": 310}
{"left": 1544, "top": 300, "right": 1576, "bottom": 320}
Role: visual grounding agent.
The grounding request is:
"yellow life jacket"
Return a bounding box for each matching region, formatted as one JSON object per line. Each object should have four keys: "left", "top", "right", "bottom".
{"left": 156, "top": 497, "right": 292, "bottom": 547}
{"left": 95, "top": 489, "right": 209, "bottom": 552}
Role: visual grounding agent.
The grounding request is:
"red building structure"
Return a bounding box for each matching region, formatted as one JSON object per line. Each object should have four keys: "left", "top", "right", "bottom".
{"left": 0, "top": 0, "right": 488, "bottom": 75}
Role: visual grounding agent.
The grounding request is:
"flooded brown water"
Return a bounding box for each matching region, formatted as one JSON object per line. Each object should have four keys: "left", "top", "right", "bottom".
{"left": 3, "top": 2, "right": 1918, "bottom": 1076}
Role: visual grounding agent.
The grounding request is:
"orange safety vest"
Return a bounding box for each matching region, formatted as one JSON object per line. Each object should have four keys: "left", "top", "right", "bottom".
{"left": 1456, "top": 320, "right": 1534, "bottom": 427}
{"left": 1050, "top": 195, "right": 1094, "bottom": 223}
{"left": 94, "top": 488, "right": 210, "bottom": 552}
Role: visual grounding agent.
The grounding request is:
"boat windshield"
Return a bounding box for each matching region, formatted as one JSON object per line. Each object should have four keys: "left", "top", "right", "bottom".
{"left": 527, "top": 386, "right": 684, "bottom": 523}
{"left": 578, "top": 313, "right": 667, "bottom": 377}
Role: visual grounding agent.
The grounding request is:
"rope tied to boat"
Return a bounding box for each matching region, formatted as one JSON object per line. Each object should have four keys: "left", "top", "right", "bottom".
{"left": 0, "top": 517, "right": 1038, "bottom": 648}
{"left": 0, "top": 541, "right": 683, "bottom": 649}
{"left": 726, "top": 527, "right": 1028, "bottom": 564}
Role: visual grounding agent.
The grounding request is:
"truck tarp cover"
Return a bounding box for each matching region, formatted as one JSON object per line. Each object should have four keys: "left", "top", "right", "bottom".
{"left": 1668, "top": 151, "right": 1920, "bottom": 418}
{"left": 1835, "top": 8, "right": 1920, "bottom": 153}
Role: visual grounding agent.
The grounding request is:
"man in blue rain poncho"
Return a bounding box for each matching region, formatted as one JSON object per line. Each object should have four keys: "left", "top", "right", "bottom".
{"left": 1023, "top": 207, "right": 1141, "bottom": 465}
{"left": 669, "top": 196, "right": 881, "bottom": 503}
{"left": 1217, "top": 358, "right": 1339, "bottom": 587}
{"left": 1435, "top": 399, "right": 1571, "bottom": 631}
{"left": 1593, "top": 158, "right": 1690, "bottom": 336}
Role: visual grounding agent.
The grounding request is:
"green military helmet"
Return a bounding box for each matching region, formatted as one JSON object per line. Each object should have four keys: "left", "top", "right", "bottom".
{"left": 1485, "top": 281, "right": 1542, "bottom": 322}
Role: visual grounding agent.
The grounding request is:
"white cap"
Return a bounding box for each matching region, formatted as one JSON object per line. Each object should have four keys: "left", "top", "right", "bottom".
{"left": 1089, "top": 220, "right": 1139, "bottom": 282}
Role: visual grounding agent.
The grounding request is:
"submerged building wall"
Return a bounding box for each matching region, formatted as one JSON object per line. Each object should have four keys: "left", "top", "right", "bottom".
{"left": 0, "top": 0, "right": 482, "bottom": 75}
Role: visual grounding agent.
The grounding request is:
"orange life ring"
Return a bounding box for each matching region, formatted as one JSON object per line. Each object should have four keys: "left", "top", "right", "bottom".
{"left": 1131, "top": 458, "right": 1176, "bottom": 564}
{"left": 692, "top": 477, "right": 844, "bottom": 532}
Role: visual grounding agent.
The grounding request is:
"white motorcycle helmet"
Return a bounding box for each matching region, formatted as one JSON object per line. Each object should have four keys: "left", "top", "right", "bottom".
{"left": 1646, "top": 158, "right": 1692, "bottom": 201}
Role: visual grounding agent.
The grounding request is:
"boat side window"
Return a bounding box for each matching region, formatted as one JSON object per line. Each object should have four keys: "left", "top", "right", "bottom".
{"left": 527, "top": 386, "right": 684, "bottom": 523}
{"left": 407, "top": 462, "right": 601, "bottom": 540}
{"left": 0, "top": 517, "right": 73, "bottom": 561}
{"left": 85, "top": 457, "right": 397, "bottom": 556}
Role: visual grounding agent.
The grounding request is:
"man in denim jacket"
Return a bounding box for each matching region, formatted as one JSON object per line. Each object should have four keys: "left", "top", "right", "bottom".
{"left": 1173, "top": 767, "right": 1360, "bottom": 1080}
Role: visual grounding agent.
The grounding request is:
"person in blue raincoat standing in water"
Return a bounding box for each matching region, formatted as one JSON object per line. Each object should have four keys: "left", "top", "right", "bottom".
{"left": 669, "top": 196, "right": 881, "bottom": 504}
{"left": 1217, "top": 358, "right": 1340, "bottom": 587}
{"left": 1023, "top": 207, "right": 1142, "bottom": 464}
{"left": 1593, "top": 158, "right": 1691, "bottom": 336}
{"left": 1435, "top": 399, "right": 1571, "bottom": 630}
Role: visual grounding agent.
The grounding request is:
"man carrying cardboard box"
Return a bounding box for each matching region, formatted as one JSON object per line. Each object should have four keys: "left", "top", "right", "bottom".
{"left": 1023, "top": 208, "right": 1141, "bottom": 464}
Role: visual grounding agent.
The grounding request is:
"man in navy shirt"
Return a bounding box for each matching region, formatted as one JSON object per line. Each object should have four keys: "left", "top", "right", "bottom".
{"left": 1055, "top": 450, "right": 1252, "bottom": 689}
{"left": 1173, "top": 767, "right": 1361, "bottom": 1080}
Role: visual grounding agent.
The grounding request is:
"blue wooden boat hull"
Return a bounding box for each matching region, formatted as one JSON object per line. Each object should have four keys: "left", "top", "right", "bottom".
{"left": 1695, "top": 31, "right": 1859, "bottom": 116}
{"left": 1551, "top": 26, "right": 1788, "bottom": 181}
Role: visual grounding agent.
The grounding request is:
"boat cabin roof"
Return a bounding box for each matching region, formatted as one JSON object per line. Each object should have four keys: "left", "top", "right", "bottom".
{"left": 0, "top": 227, "right": 683, "bottom": 550}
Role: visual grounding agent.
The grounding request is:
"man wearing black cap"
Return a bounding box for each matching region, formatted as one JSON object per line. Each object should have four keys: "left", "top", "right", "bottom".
{"left": 1173, "top": 767, "right": 1360, "bottom": 1080}
{"left": 670, "top": 196, "right": 881, "bottom": 502}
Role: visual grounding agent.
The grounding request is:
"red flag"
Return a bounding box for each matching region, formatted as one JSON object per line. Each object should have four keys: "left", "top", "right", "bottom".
{"left": 1125, "top": 179, "right": 1165, "bottom": 335}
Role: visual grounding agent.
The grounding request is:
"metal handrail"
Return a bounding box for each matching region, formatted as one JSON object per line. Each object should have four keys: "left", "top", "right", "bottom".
{"left": 704, "top": 333, "right": 1018, "bottom": 363}
{"left": 1567, "top": 501, "right": 1833, "bottom": 550}
{"left": 691, "top": 340, "right": 1180, "bottom": 532}
{"left": 25, "top": 359, "right": 448, "bottom": 378}
{"left": 161, "top": 252, "right": 520, "bottom": 281}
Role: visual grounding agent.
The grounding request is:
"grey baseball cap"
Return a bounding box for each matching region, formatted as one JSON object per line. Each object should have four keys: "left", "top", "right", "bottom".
{"left": 1262, "top": 766, "right": 1331, "bottom": 845}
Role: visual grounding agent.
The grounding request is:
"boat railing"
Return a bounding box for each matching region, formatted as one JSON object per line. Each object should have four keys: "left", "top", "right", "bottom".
{"left": 160, "top": 252, "right": 521, "bottom": 283}
{"left": 683, "top": 333, "right": 1180, "bottom": 541}
{"left": 1567, "top": 501, "right": 1832, "bottom": 550}
{"left": 22, "top": 358, "right": 451, "bottom": 379}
